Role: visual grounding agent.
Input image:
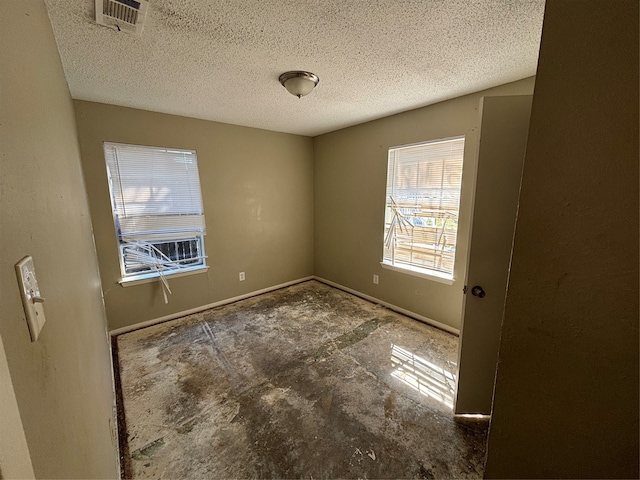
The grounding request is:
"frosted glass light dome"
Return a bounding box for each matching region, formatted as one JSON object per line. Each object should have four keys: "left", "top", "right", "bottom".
{"left": 279, "top": 71, "right": 319, "bottom": 98}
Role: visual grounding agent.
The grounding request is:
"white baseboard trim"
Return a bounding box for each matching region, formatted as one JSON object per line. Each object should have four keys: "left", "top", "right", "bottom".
{"left": 313, "top": 276, "right": 460, "bottom": 336}
{"left": 109, "top": 276, "right": 314, "bottom": 336}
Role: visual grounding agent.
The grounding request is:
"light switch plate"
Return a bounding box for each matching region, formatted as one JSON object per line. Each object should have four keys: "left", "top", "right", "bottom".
{"left": 15, "top": 256, "right": 46, "bottom": 342}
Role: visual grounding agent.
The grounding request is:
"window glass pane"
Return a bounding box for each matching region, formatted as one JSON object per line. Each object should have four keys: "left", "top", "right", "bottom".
{"left": 103, "top": 142, "right": 207, "bottom": 279}
{"left": 383, "top": 137, "right": 465, "bottom": 279}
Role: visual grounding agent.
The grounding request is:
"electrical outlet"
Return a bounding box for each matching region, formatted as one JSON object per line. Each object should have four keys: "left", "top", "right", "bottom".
{"left": 239, "top": 272, "right": 245, "bottom": 281}
{"left": 373, "top": 274, "right": 379, "bottom": 285}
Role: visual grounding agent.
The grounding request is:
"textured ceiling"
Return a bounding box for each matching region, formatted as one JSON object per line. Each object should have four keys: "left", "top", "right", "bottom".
{"left": 44, "top": 0, "right": 545, "bottom": 137}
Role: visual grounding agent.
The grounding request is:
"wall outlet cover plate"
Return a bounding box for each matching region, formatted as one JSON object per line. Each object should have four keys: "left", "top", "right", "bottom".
{"left": 15, "top": 256, "right": 46, "bottom": 342}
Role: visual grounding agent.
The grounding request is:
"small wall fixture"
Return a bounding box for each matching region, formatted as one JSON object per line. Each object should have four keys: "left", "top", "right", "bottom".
{"left": 279, "top": 71, "right": 319, "bottom": 98}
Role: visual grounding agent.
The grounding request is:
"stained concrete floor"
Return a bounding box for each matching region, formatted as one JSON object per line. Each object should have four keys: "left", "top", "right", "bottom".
{"left": 116, "top": 280, "right": 488, "bottom": 479}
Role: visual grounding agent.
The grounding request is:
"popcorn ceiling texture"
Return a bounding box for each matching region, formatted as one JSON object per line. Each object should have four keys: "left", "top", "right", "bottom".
{"left": 44, "top": 0, "right": 544, "bottom": 136}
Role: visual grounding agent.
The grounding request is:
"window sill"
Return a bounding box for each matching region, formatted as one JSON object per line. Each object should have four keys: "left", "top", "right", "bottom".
{"left": 380, "top": 261, "right": 455, "bottom": 285}
{"left": 119, "top": 265, "right": 209, "bottom": 287}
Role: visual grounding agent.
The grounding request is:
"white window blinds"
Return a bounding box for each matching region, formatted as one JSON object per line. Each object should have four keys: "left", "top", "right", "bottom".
{"left": 104, "top": 142, "right": 206, "bottom": 242}
{"left": 383, "top": 136, "right": 465, "bottom": 279}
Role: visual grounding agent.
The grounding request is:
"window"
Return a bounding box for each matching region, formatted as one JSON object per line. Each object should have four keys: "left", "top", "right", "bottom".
{"left": 103, "top": 142, "right": 207, "bottom": 284}
{"left": 382, "top": 136, "right": 465, "bottom": 281}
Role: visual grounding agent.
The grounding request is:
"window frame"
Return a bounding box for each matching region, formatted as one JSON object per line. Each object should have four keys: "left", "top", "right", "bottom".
{"left": 381, "top": 136, "right": 465, "bottom": 284}
{"left": 103, "top": 142, "right": 208, "bottom": 284}
{"left": 116, "top": 239, "right": 208, "bottom": 286}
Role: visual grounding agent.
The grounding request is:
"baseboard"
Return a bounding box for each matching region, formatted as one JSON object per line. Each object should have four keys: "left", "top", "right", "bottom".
{"left": 106, "top": 327, "right": 122, "bottom": 478}
{"left": 109, "top": 276, "right": 314, "bottom": 336}
{"left": 313, "top": 276, "right": 460, "bottom": 336}
{"left": 109, "top": 275, "right": 459, "bottom": 337}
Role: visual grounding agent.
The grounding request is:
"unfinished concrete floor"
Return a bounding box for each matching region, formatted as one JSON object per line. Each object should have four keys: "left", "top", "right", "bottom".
{"left": 116, "top": 280, "right": 488, "bottom": 479}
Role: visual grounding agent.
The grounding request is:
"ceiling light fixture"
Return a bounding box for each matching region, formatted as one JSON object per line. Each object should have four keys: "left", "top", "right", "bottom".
{"left": 279, "top": 71, "right": 319, "bottom": 98}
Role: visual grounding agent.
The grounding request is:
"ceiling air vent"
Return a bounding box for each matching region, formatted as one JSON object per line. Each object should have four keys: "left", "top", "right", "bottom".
{"left": 95, "top": 0, "right": 149, "bottom": 35}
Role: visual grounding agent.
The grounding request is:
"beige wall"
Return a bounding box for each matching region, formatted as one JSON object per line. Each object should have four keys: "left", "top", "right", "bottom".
{"left": 0, "top": 335, "right": 35, "bottom": 479}
{"left": 485, "top": 1, "right": 639, "bottom": 478}
{"left": 313, "top": 78, "right": 535, "bottom": 330}
{"left": 0, "top": 1, "right": 118, "bottom": 478}
{"left": 74, "top": 102, "right": 314, "bottom": 331}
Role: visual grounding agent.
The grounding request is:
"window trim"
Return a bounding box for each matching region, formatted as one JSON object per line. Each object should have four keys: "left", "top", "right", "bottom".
{"left": 380, "top": 261, "right": 455, "bottom": 285}
{"left": 382, "top": 135, "right": 465, "bottom": 282}
{"left": 115, "top": 236, "right": 208, "bottom": 284}
{"left": 119, "top": 264, "right": 209, "bottom": 287}
{"left": 103, "top": 142, "right": 207, "bottom": 283}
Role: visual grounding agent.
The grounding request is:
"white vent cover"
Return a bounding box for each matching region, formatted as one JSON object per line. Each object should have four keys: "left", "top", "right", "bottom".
{"left": 95, "top": 0, "right": 148, "bottom": 35}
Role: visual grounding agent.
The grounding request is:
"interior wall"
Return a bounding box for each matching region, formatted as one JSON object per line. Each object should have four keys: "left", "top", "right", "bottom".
{"left": 313, "top": 77, "right": 535, "bottom": 330}
{"left": 0, "top": 334, "right": 35, "bottom": 479}
{"left": 484, "top": 1, "right": 639, "bottom": 478}
{"left": 0, "top": 1, "right": 118, "bottom": 478}
{"left": 74, "top": 101, "right": 314, "bottom": 331}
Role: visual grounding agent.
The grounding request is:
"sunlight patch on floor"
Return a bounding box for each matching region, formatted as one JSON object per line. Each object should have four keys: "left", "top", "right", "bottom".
{"left": 391, "top": 344, "right": 456, "bottom": 409}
